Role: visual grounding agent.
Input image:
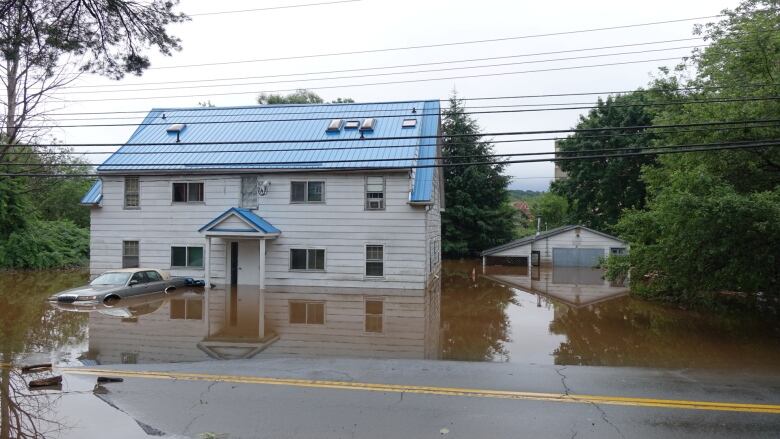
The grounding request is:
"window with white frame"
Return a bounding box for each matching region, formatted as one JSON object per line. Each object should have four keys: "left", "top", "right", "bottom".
{"left": 289, "top": 249, "right": 325, "bottom": 271}
{"left": 172, "top": 182, "right": 204, "bottom": 203}
{"left": 365, "top": 176, "right": 385, "bottom": 210}
{"left": 610, "top": 247, "right": 627, "bottom": 256}
{"left": 365, "top": 245, "right": 384, "bottom": 277}
{"left": 290, "top": 181, "right": 324, "bottom": 203}
{"left": 289, "top": 301, "right": 325, "bottom": 324}
{"left": 240, "top": 176, "right": 258, "bottom": 208}
{"left": 171, "top": 246, "right": 204, "bottom": 268}
{"left": 122, "top": 241, "right": 139, "bottom": 268}
{"left": 365, "top": 299, "right": 383, "bottom": 333}
{"left": 124, "top": 176, "right": 139, "bottom": 209}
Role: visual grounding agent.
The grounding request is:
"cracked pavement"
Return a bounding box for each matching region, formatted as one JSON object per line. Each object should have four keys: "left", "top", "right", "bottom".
{"left": 52, "top": 358, "right": 780, "bottom": 438}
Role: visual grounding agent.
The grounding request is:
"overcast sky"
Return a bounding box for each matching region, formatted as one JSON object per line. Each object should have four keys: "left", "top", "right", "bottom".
{"left": 49, "top": 0, "right": 742, "bottom": 191}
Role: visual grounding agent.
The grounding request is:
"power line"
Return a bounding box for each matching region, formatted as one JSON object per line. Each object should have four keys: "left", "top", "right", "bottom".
{"left": 41, "top": 83, "right": 780, "bottom": 117}
{"left": 7, "top": 139, "right": 779, "bottom": 168}
{"left": 117, "top": 15, "right": 722, "bottom": 71}
{"left": 59, "top": 43, "right": 705, "bottom": 94}
{"left": 8, "top": 122, "right": 780, "bottom": 156}
{"left": 52, "top": 56, "right": 695, "bottom": 103}
{"left": 14, "top": 96, "right": 780, "bottom": 130}
{"left": 3, "top": 117, "right": 780, "bottom": 148}
{"left": 2, "top": 141, "right": 775, "bottom": 178}
{"left": 189, "top": 0, "right": 362, "bottom": 17}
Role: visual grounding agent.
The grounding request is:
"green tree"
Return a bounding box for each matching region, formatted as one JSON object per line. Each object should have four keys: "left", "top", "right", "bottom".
{"left": 618, "top": 1, "right": 780, "bottom": 307}
{"left": 0, "top": 176, "right": 29, "bottom": 239}
{"left": 550, "top": 92, "right": 665, "bottom": 232}
{"left": 0, "top": 0, "right": 188, "bottom": 153}
{"left": 441, "top": 94, "right": 516, "bottom": 257}
{"left": 257, "top": 89, "right": 353, "bottom": 104}
{"left": 529, "top": 192, "right": 569, "bottom": 230}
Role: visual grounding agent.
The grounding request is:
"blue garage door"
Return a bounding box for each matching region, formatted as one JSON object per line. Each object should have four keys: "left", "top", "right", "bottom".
{"left": 552, "top": 248, "right": 604, "bottom": 267}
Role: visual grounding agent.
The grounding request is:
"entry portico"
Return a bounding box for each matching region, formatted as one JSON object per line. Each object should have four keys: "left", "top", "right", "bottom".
{"left": 199, "top": 207, "right": 281, "bottom": 290}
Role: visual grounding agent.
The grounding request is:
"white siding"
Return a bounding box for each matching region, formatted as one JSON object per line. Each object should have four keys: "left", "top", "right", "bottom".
{"left": 424, "top": 165, "right": 442, "bottom": 284}
{"left": 90, "top": 172, "right": 430, "bottom": 290}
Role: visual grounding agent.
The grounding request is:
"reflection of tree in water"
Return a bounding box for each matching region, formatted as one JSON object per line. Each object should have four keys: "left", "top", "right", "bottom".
{"left": 1, "top": 365, "right": 66, "bottom": 439}
{"left": 0, "top": 271, "right": 89, "bottom": 438}
{"left": 550, "top": 297, "right": 780, "bottom": 370}
{"left": 440, "top": 261, "right": 516, "bottom": 362}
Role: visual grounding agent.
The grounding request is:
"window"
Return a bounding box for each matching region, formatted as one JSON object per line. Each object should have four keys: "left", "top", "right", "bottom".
{"left": 124, "top": 177, "right": 139, "bottom": 209}
{"left": 365, "top": 299, "right": 383, "bottom": 333}
{"left": 122, "top": 241, "right": 139, "bottom": 268}
{"left": 365, "top": 176, "right": 385, "bottom": 210}
{"left": 129, "top": 271, "right": 145, "bottom": 285}
{"left": 170, "top": 298, "right": 203, "bottom": 320}
{"left": 365, "top": 245, "right": 384, "bottom": 277}
{"left": 145, "top": 270, "right": 163, "bottom": 282}
{"left": 289, "top": 249, "right": 325, "bottom": 271}
{"left": 289, "top": 301, "right": 324, "bottom": 325}
{"left": 241, "top": 176, "right": 258, "bottom": 208}
{"left": 121, "top": 353, "right": 138, "bottom": 364}
{"left": 610, "top": 247, "right": 627, "bottom": 256}
{"left": 172, "top": 182, "right": 204, "bottom": 203}
{"left": 290, "top": 181, "right": 324, "bottom": 203}
{"left": 344, "top": 120, "right": 360, "bottom": 130}
{"left": 171, "top": 246, "right": 204, "bottom": 268}
{"left": 402, "top": 118, "right": 417, "bottom": 128}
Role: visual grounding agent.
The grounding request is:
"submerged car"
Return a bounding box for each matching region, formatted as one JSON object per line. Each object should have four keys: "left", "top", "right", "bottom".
{"left": 48, "top": 268, "right": 204, "bottom": 305}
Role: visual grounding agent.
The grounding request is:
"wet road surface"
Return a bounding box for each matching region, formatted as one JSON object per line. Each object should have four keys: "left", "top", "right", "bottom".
{"left": 55, "top": 358, "right": 780, "bottom": 438}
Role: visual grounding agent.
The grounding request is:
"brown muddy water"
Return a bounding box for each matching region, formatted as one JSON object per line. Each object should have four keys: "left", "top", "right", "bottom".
{"left": 1, "top": 260, "right": 779, "bottom": 372}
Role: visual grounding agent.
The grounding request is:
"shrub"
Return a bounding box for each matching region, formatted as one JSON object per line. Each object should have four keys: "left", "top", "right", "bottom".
{"left": 0, "top": 220, "right": 89, "bottom": 269}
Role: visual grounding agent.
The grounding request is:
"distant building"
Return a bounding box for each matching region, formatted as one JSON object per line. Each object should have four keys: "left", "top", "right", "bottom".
{"left": 481, "top": 225, "right": 627, "bottom": 269}
{"left": 554, "top": 140, "right": 568, "bottom": 180}
{"left": 512, "top": 200, "right": 531, "bottom": 218}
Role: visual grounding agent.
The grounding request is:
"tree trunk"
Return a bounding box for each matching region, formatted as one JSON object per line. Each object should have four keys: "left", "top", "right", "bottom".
{"left": 0, "top": 352, "right": 10, "bottom": 439}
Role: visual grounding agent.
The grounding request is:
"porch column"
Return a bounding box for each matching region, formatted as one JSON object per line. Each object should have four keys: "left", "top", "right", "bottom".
{"left": 204, "top": 236, "right": 212, "bottom": 288}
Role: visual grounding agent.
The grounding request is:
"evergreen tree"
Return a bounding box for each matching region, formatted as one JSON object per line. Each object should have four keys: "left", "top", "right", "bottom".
{"left": 441, "top": 94, "right": 516, "bottom": 257}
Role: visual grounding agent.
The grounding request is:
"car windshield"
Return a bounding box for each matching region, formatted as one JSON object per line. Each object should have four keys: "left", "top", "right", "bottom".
{"left": 90, "top": 272, "right": 132, "bottom": 286}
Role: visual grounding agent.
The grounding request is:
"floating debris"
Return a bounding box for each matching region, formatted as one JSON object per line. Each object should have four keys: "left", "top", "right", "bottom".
{"left": 97, "top": 376, "right": 124, "bottom": 383}
{"left": 28, "top": 375, "right": 62, "bottom": 389}
{"left": 21, "top": 363, "right": 52, "bottom": 374}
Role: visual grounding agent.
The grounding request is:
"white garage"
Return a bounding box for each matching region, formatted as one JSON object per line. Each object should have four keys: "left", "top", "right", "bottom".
{"left": 481, "top": 225, "right": 627, "bottom": 269}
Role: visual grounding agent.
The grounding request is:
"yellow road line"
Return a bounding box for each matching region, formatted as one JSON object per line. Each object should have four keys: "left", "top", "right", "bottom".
{"left": 61, "top": 367, "right": 780, "bottom": 414}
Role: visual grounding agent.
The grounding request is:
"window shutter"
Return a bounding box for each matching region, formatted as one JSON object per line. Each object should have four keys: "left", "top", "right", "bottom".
{"left": 241, "top": 176, "right": 258, "bottom": 208}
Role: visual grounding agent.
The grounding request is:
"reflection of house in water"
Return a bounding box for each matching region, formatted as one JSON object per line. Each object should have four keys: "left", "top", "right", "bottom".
{"left": 484, "top": 266, "right": 627, "bottom": 308}
{"left": 86, "top": 283, "right": 440, "bottom": 365}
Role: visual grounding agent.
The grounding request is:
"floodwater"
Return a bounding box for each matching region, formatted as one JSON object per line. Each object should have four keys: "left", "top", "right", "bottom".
{"left": 2, "top": 262, "right": 780, "bottom": 438}
{"left": 1, "top": 261, "right": 779, "bottom": 372}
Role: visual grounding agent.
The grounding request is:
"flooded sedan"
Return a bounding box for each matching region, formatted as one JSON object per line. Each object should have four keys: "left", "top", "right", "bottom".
{"left": 48, "top": 268, "right": 202, "bottom": 305}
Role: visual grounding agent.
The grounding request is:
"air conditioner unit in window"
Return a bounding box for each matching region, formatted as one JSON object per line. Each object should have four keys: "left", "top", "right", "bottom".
{"left": 368, "top": 200, "right": 383, "bottom": 209}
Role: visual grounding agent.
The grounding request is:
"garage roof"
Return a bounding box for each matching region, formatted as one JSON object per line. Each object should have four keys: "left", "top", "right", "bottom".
{"left": 481, "top": 225, "right": 626, "bottom": 256}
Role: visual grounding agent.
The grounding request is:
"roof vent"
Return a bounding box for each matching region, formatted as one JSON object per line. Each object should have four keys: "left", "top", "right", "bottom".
{"left": 166, "top": 123, "right": 186, "bottom": 143}
{"left": 411, "top": 107, "right": 417, "bottom": 114}
{"left": 326, "top": 119, "right": 342, "bottom": 132}
{"left": 402, "top": 118, "right": 417, "bottom": 128}
{"left": 359, "top": 118, "right": 376, "bottom": 131}
{"left": 344, "top": 120, "right": 360, "bottom": 130}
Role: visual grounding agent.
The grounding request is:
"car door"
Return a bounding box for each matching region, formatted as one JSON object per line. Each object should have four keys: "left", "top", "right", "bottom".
{"left": 142, "top": 270, "right": 167, "bottom": 294}
{"left": 127, "top": 271, "right": 148, "bottom": 297}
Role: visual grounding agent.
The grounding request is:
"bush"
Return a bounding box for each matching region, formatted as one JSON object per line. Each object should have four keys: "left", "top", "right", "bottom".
{"left": 600, "top": 254, "right": 630, "bottom": 286}
{"left": 0, "top": 220, "right": 89, "bottom": 269}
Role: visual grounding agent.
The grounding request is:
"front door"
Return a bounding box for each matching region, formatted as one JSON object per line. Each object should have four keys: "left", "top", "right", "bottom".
{"left": 228, "top": 240, "right": 261, "bottom": 337}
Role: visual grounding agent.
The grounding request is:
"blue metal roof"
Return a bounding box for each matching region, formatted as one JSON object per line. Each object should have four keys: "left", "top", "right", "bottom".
{"left": 199, "top": 207, "right": 281, "bottom": 234}
{"left": 409, "top": 100, "right": 440, "bottom": 202}
{"left": 97, "top": 100, "right": 440, "bottom": 203}
{"left": 80, "top": 179, "right": 102, "bottom": 205}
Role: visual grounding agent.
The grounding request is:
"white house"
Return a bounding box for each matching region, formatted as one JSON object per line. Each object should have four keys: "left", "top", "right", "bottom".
{"left": 80, "top": 101, "right": 443, "bottom": 342}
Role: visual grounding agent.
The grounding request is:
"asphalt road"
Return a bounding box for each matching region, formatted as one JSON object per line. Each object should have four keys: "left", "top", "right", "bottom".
{"left": 53, "top": 358, "right": 780, "bottom": 438}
